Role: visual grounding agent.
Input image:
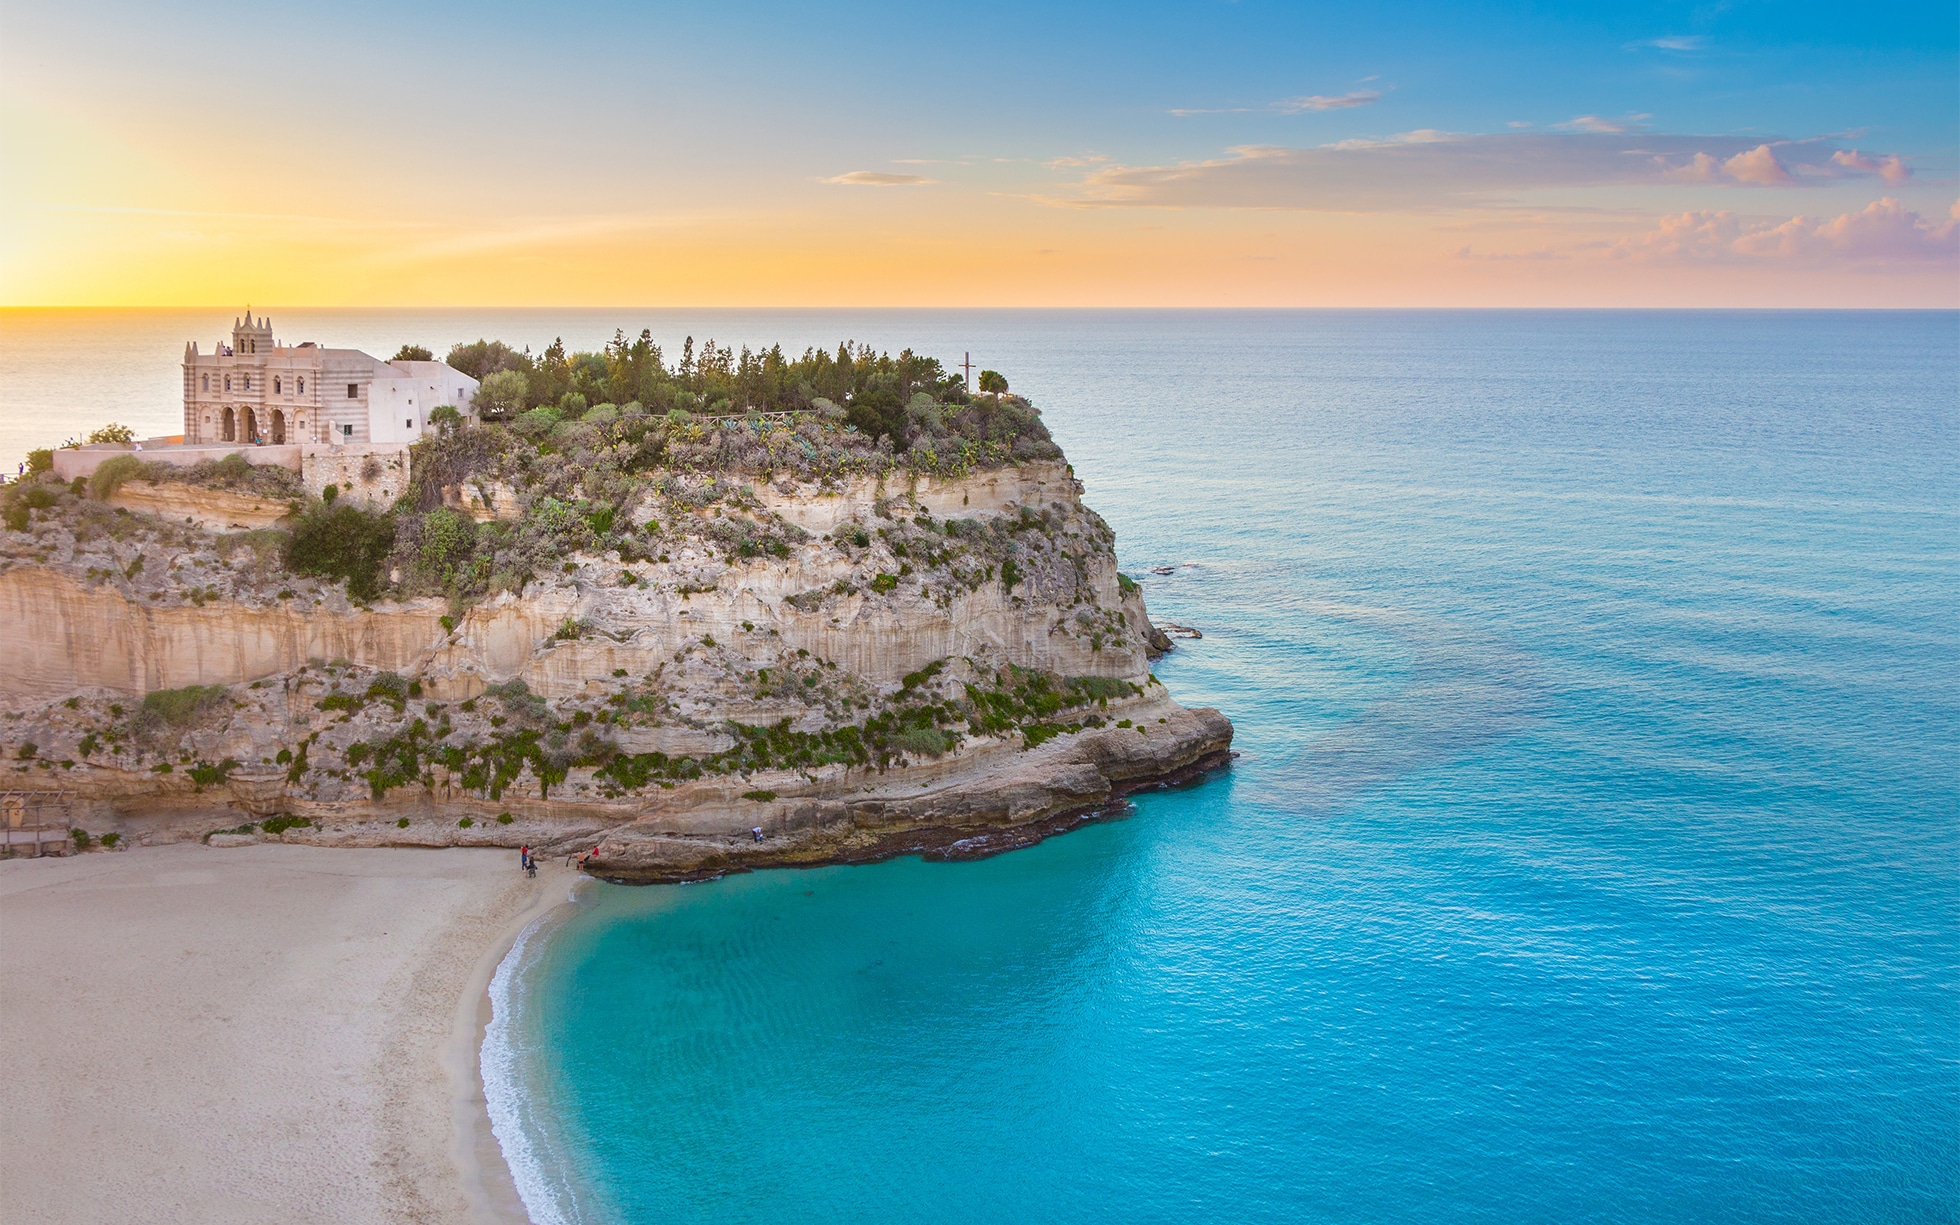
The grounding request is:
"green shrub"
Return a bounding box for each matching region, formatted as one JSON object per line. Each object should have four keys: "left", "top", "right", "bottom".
{"left": 87, "top": 423, "right": 136, "bottom": 445}
{"left": 742, "top": 789, "right": 778, "bottom": 802}
{"left": 141, "top": 685, "right": 228, "bottom": 728}
{"left": 870, "top": 573, "right": 899, "bottom": 593}
{"left": 286, "top": 503, "right": 396, "bottom": 600}
{"left": 71, "top": 829, "right": 92, "bottom": 849}
{"left": 397, "top": 817, "right": 411, "bottom": 828}
{"left": 259, "top": 815, "right": 311, "bottom": 835}
{"left": 458, "top": 817, "right": 474, "bottom": 828}
{"left": 88, "top": 454, "right": 148, "bottom": 501}
{"left": 1069, "top": 675, "right": 1140, "bottom": 702}
{"left": 417, "top": 508, "right": 476, "bottom": 585}
{"left": 1000, "top": 558, "right": 1021, "bottom": 590}
{"left": 186, "top": 758, "right": 240, "bottom": 790}
{"left": 209, "top": 452, "right": 254, "bottom": 484}
{"left": 476, "top": 370, "right": 530, "bottom": 420}
{"left": 26, "top": 448, "right": 52, "bottom": 475}
{"left": 889, "top": 726, "right": 952, "bottom": 757}
{"left": 1117, "top": 572, "right": 1139, "bottom": 594}
{"left": 496, "top": 813, "right": 514, "bottom": 824}
{"left": 100, "top": 832, "right": 121, "bottom": 847}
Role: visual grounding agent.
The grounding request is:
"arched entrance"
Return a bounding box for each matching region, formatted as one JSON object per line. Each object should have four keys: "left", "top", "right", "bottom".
{"left": 242, "top": 407, "right": 258, "bottom": 443}
{"left": 222, "top": 407, "right": 236, "bottom": 441}
{"left": 269, "top": 410, "right": 286, "bottom": 444}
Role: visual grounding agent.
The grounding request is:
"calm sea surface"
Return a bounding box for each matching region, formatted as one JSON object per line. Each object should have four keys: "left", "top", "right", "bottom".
{"left": 5, "top": 310, "right": 1956, "bottom": 1222}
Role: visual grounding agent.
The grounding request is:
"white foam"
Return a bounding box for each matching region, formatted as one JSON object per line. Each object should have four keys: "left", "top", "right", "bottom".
{"left": 482, "top": 891, "right": 592, "bottom": 1225}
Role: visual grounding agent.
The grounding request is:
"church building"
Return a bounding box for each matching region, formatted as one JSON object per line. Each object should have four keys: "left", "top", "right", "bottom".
{"left": 182, "top": 311, "right": 479, "bottom": 447}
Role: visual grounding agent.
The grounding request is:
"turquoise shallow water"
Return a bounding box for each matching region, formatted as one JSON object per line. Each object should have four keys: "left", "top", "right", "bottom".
{"left": 482, "top": 310, "right": 1960, "bottom": 1224}
{"left": 3, "top": 310, "right": 1949, "bottom": 1221}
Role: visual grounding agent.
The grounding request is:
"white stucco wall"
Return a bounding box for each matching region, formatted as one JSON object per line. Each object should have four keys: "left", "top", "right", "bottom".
{"left": 366, "top": 363, "right": 479, "bottom": 444}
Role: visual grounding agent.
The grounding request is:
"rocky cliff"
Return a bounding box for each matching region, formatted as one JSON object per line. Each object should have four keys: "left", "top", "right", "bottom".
{"left": 0, "top": 458, "right": 1228, "bottom": 880}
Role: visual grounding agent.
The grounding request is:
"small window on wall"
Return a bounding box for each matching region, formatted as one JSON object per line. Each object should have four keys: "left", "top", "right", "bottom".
{"left": 201, "top": 375, "right": 209, "bottom": 392}
{"left": 347, "top": 384, "right": 359, "bottom": 399}
{"left": 297, "top": 377, "right": 304, "bottom": 395}
{"left": 274, "top": 377, "right": 282, "bottom": 394}
{"left": 224, "top": 376, "right": 231, "bottom": 391}
{"left": 243, "top": 375, "right": 250, "bottom": 390}
{"left": 341, "top": 424, "right": 354, "bottom": 438}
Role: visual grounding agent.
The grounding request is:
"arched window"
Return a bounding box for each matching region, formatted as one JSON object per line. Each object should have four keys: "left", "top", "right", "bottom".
{"left": 274, "top": 377, "right": 282, "bottom": 394}
{"left": 297, "top": 377, "right": 304, "bottom": 395}
{"left": 224, "top": 375, "right": 231, "bottom": 391}
{"left": 201, "top": 374, "right": 209, "bottom": 392}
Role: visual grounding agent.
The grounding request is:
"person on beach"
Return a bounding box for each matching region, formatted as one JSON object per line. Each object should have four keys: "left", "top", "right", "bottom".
{"left": 519, "top": 845, "right": 531, "bottom": 871}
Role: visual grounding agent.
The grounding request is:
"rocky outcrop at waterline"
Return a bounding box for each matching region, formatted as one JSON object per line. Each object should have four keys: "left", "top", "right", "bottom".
{"left": 0, "top": 455, "right": 1230, "bottom": 876}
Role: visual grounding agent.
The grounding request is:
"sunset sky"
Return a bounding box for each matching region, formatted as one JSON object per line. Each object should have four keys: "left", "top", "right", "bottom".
{"left": 2, "top": 0, "right": 1954, "bottom": 306}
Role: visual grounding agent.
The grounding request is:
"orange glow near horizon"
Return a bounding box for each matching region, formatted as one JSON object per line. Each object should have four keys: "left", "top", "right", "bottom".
{"left": 9, "top": 195, "right": 1957, "bottom": 309}
{"left": 2, "top": 6, "right": 1953, "bottom": 310}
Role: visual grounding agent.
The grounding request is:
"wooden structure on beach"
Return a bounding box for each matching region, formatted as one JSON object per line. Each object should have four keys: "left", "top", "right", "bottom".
{"left": 1, "top": 791, "right": 76, "bottom": 857}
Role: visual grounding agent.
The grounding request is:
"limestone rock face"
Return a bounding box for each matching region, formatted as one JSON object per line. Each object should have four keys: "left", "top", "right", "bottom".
{"left": 0, "top": 568, "right": 450, "bottom": 700}
{"left": 0, "top": 462, "right": 1232, "bottom": 871}
{"left": 107, "top": 482, "right": 291, "bottom": 532}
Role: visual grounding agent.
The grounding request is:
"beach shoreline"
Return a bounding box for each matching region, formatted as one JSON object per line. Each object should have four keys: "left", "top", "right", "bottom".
{"left": 456, "top": 863, "right": 587, "bottom": 1225}
{"left": 0, "top": 841, "right": 563, "bottom": 1225}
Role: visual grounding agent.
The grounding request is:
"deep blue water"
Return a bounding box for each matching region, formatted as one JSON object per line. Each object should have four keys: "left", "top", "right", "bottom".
{"left": 468, "top": 311, "right": 1959, "bottom": 1224}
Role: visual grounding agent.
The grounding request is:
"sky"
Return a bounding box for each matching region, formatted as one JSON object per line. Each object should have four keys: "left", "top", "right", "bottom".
{"left": 1, "top": 0, "right": 1955, "bottom": 307}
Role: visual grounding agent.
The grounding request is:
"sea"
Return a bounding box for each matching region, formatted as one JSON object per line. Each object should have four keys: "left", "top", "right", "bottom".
{"left": 3, "top": 309, "right": 1956, "bottom": 1223}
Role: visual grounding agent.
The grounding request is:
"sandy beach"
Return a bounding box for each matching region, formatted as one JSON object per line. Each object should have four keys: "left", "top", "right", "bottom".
{"left": 0, "top": 842, "right": 565, "bottom": 1225}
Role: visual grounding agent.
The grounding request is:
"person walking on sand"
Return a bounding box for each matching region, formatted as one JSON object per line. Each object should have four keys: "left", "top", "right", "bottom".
{"left": 519, "top": 845, "right": 532, "bottom": 871}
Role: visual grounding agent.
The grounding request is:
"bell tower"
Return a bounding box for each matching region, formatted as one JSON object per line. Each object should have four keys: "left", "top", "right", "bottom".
{"left": 232, "top": 308, "right": 274, "bottom": 356}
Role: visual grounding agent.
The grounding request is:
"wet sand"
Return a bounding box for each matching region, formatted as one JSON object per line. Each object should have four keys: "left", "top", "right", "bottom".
{"left": 0, "top": 842, "right": 563, "bottom": 1224}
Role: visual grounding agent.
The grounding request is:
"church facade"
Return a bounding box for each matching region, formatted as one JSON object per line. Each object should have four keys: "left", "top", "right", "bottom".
{"left": 182, "top": 311, "right": 479, "bottom": 447}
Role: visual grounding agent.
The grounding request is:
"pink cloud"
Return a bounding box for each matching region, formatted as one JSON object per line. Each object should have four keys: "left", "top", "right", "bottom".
{"left": 1721, "top": 144, "right": 1793, "bottom": 186}
{"left": 1556, "top": 115, "right": 1647, "bottom": 134}
{"left": 1661, "top": 152, "right": 1721, "bottom": 182}
{"left": 824, "top": 171, "right": 934, "bottom": 186}
{"left": 1066, "top": 132, "right": 1920, "bottom": 212}
{"left": 1614, "top": 197, "right": 1959, "bottom": 264}
{"left": 1831, "top": 149, "right": 1911, "bottom": 185}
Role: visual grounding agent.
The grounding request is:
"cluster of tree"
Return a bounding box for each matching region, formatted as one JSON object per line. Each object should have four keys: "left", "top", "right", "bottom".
{"left": 437, "top": 331, "right": 1009, "bottom": 444}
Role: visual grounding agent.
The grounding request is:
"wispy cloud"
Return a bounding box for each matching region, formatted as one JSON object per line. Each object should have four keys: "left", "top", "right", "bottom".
{"left": 1627, "top": 35, "right": 1706, "bottom": 51}
{"left": 1614, "top": 198, "right": 1959, "bottom": 264}
{"left": 1275, "top": 91, "right": 1382, "bottom": 113}
{"left": 1054, "top": 131, "right": 1905, "bottom": 212}
{"left": 1171, "top": 89, "right": 1382, "bottom": 117}
{"left": 824, "top": 171, "right": 934, "bottom": 186}
{"left": 1554, "top": 114, "right": 1649, "bottom": 134}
